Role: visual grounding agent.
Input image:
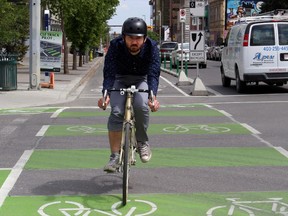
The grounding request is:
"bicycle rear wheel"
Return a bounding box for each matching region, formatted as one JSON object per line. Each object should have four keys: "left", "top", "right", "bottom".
{"left": 122, "top": 123, "right": 131, "bottom": 206}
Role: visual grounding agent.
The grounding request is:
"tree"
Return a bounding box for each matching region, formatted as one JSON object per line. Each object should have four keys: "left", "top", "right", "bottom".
{"left": 42, "top": 0, "right": 119, "bottom": 73}
{"left": 260, "top": 0, "right": 288, "bottom": 13}
{"left": 147, "top": 31, "right": 159, "bottom": 43}
{"left": 65, "top": 0, "right": 119, "bottom": 68}
{"left": 0, "top": 0, "right": 29, "bottom": 59}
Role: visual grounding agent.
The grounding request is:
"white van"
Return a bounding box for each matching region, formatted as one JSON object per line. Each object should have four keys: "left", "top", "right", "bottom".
{"left": 221, "top": 16, "right": 288, "bottom": 93}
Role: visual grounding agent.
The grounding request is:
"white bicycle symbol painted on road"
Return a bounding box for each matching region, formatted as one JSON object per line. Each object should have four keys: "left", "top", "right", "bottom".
{"left": 163, "top": 124, "right": 231, "bottom": 134}
{"left": 38, "top": 199, "right": 157, "bottom": 216}
{"left": 206, "top": 197, "right": 288, "bottom": 215}
{"left": 67, "top": 126, "right": 108, "bottom": 134}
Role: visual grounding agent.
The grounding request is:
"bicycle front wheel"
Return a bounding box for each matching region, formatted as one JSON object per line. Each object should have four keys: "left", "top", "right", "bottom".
{"left": 122, "top": 123, "right": 131, "bottom": 206}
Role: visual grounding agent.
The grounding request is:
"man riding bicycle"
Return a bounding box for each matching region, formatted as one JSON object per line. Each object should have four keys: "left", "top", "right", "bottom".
{"left": 98, "top": 17, "right": 161, "bottom": 172}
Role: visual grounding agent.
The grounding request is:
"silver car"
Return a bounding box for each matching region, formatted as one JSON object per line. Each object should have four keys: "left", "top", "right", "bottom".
{"left": 160, "top": 41, "right": 178, "bottom": 62}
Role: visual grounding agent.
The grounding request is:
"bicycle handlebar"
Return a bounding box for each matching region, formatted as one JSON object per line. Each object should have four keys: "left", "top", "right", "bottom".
{"left": 103, "top": 85, "right": 155, "bottom": 107}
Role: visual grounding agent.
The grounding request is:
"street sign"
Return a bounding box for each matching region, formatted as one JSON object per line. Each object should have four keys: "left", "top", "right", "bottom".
{"left": 190, "top": 30, "right": 205, "bottom": 62}
{"left": 190, "top": 31, "right": 205, "bottom": 51}
{"left": 179, "top": 9, "right": 186, "bottom": 22}
{"left": 190, "top": 0, "right": 205, "bottom": 17}
{"left": 190, "top": 51, "right": 205, "bottom": 62}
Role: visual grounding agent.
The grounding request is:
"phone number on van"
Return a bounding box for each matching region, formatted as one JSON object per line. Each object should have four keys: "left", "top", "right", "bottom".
{"left": 263, "top": 46, "right": 288, "bottom": 51}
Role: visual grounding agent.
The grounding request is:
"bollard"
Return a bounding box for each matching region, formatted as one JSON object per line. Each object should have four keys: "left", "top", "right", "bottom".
{"left": 89, "top": 50, "right": 93, "bottom": 61}
{"left": 176, "top": 56, "right": 179, "bottom": 76}
{"left": 164, "top": 53, "right": 167, "bottom": 69}
{"left": 49, "top": 72, "right": 55, "bottom": 89}
{"left": 170, "top": 53, "right": 172, "bottom": 70}
{"left": 185, "top": 55, "right": 188, "bottom": 76}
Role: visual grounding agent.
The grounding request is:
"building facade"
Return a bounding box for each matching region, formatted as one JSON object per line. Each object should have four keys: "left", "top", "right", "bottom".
{"left": 150, "top": 0, "right": 226, "bottom": 45}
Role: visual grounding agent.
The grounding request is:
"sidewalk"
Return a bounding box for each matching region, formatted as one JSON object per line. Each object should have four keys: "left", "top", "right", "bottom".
{"left": 0, "top": 55, "right": 104, "bottom": 109}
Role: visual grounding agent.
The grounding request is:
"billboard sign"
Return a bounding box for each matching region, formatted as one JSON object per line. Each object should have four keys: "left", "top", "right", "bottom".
{"left": 40, "top": 31, "right": 63, "bottom": 72}
{"left": 226, "top": 0, "right": 265, "bottom": 29}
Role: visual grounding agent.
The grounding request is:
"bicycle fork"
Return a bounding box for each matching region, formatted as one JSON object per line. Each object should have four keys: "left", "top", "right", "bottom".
{"left": 118, "top": 122, "right": 137, "bottom": 171}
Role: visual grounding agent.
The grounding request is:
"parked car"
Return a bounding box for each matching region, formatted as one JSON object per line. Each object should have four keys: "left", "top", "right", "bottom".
{"left": 221, "top": 16, "right": 288, "bottom": 93}
{"left": 171, "top": 42, "right": 207, "bottom": 68}
{"left": 160, "top": 41, "right": 178, "bottom": 62}
{"left": 171, "top": 43, "right": 189, "bottom": 67}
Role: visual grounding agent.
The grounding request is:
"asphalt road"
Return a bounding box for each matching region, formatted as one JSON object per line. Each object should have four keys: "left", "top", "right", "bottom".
{"left": 1, "top": 60, "right": 288, "bottom": 215}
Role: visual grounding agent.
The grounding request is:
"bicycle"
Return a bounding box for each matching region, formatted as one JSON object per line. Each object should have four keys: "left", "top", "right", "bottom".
{"left": 206, "top": 197, "right": 288, "bottom": 216}
{"left": 103, "top": 85, "right": 154, "bottom": 206}
{"left": 163, "top": 124, "right": 231, "bottom": 134}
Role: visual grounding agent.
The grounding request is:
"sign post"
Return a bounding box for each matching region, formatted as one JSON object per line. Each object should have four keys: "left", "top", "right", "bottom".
{"left": 189, "top": 0, "right": 208, "bottom": 95}
{"left": 177, "top": 9, "right": 191, "bottom": 86}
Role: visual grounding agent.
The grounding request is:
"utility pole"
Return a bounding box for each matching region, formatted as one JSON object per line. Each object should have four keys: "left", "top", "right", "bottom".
{"left": 29, "top": 0, "right": 41, "bottom": 90}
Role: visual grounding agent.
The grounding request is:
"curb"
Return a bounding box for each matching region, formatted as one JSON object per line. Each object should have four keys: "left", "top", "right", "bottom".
{"left": 66, "top": 57, "right": 104, "bottom": 99}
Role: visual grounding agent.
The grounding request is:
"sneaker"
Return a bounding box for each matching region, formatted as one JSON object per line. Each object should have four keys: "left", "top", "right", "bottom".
{"left": 103, "top": 153, "right": 120, "bottom": 172}
{"left": 137, "top": 142, "right": 152, "bottom": 163}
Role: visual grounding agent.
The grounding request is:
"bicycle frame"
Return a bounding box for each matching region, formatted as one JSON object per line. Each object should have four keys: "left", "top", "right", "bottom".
{"left": 118, "top": 90, "right": 137, "bottom": 167}
{"left": 107, "top": 85, "right": 150, "bottom": 206}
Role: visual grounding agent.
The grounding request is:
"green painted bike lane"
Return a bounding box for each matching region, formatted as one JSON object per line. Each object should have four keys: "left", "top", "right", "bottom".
{"left": 2, "top": 192, "right": 288, "bottom": 215}
{"left": 1, "top": 104, "right": 288, "bottom": 215}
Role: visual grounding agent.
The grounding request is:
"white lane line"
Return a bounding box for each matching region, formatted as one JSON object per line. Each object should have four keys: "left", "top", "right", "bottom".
{"left": 0, "top": 150, "right": 33, "bottom": 207}
{"left": 218, "top": 110, "right": 232, "bottom": 117}
{"left": 274, "top": 147, "right": 288, "bottom": 158}
{"left": 50, "top": 107, "right": 69, "bottom": 118}
{"left": 241, "top": 123, "right": 261, "bottom": 134}
{"left": 160, "top": 76, "right": 190, "bottom": 96}
{"left": 12, "top": 118, "right": 28, "bottom": 124}
{"left": 36, "top": 125, "right": 50, "bottom": 137}
{"left": 0, "top": 126, "right": 17, "bottom": 137}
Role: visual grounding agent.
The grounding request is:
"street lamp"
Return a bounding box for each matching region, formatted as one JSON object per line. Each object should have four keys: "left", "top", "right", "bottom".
{"left": 158, "top": 10, "right": 161, "bottom": 44}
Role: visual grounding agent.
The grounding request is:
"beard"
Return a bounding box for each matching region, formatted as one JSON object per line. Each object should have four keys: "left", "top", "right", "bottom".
{"left": 127, "top": 44, "right": 141, "bottom": 54}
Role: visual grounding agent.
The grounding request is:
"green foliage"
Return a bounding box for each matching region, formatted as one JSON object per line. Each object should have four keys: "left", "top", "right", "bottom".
{"left": 0, "top": 0, "right": 29, "bottom": 59}
{"left": 43, "top": 0, "right": 119, "bottom": 53}
{"left": 260, "top": 0, "right": 288, "bottom": 13}
{"left": 147, "top": 31, "right": 160, "bottom": 43}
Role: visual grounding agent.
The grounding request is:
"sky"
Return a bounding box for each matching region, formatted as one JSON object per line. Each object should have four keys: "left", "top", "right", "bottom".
{"left": 108, "top": 0, "right": 151, "bottom": 33}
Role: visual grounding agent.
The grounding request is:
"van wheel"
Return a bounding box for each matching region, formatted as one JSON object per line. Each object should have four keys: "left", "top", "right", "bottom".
{"left": 235, "top": 69, "right": 246, "bottom": 93}
{"left": 221, "top": 65, "right": 231, "bottom": 87}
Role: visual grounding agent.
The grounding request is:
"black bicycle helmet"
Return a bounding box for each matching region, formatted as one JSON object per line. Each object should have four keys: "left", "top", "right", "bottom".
{"left": 122, "top": 17, "right": 147, "bottom": 37}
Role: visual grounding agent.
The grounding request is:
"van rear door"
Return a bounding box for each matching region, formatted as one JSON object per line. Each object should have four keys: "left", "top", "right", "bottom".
{"left": 277, "top": 23, "right": 288, "bottom": 72}
{"left": 247, "top": 23, "right": 278, "bottom": 73}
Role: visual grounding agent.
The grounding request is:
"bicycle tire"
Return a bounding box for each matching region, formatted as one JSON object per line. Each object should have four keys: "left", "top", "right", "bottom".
{"left": 122, "top": 123, "right": 131, "bottom": 206}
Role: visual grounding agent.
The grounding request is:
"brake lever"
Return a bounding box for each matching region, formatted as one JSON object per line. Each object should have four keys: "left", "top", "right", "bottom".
{"left": 150, "top": 90, "right": 155, "bottom": 107}
{"left": 102, "top": 90, "right": 107, "bottom": 110}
